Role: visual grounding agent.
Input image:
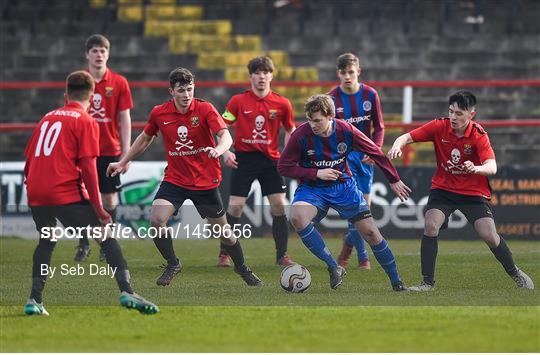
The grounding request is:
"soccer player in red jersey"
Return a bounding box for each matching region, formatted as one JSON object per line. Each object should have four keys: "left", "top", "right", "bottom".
{"left": 76, "top": 34, "right": 133, "bottom": 262}
{"left": 23, "top": 71, "right": 158, "bottom": 316}
{"left": 328, "top": 53, "right": 385, "bottom": 270}
{"left": 278, "top": 94, "right": 410, "bottom": 291}
{"left": 107, "top": 67, "right": 262, "bottom": 287}
{"left": 219, "top": 56, "right": 296, "bottom": 267}
{"left": 388, "top": 91, "right": 534, "bottom": 290}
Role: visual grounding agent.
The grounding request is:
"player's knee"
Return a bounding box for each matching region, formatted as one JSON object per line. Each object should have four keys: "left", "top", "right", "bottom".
{"left": 270, "top": 204, "right": 285, "bottom": 216}
{"left": 479, "top": 231, "right": 500, "bottom": 248}
{"left": 150, "top": 214, "right": 168, "bottom": 228}
{"left": 424, "top": 219, "right": 442, "bottom": 236}
{"left": 361, "top": 228, "right": 379, "bottom": 244}
{"left": 289, "top": 212, "right": 308, "bottom": 231}
{"left": 227, "top": 204, "right": 244, "bottom": 217}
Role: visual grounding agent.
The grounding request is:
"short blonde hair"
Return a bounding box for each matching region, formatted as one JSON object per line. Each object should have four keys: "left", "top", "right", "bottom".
{"left": 304, "top": 94, "right": 335, "bottom": 119}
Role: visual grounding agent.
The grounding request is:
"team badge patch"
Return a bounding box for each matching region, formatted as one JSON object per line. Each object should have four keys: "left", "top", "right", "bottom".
{"left": 463, "top": 144, "right": 472, "bottom": 155}
{"left": 105, "top": 86, "right": 113, "bottom": 97}
{"left": 337, "top": 142, "right": 347, "bottom": 154}
{"left": 269, "top": 109, "right": 277, "bottom": 119}
{"left": 363, "top": 101, "right": 372, "bottom": 111}
{"left": 191, "top": 116, "right": 199, "bottom": 127}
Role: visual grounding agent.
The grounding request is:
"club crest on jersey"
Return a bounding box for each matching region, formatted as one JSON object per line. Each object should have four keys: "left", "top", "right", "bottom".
{"left": 191, "top": 116, "right": 199, "bottom": 127}
{"left": 105, "top": 86, "right": 113, "bottom": 97}
{"left": 363, "top": 101, "right": 372, "bottom": 111}
{"left": 463, "top": 144, "right": 472, "bottom": 155}
{"left": 269, "top": 109, "right": 277, "bottom": 119}
{"left": 337, "top": 142, "right": 347, "bottom": 154}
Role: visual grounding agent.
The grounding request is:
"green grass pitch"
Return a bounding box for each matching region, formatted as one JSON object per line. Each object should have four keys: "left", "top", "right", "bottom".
{"left": 1, "top": 236, "right": 538, "bottom": 352}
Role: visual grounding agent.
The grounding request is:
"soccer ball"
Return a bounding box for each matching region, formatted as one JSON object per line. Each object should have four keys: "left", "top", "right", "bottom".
{"left": 280, "top": 264, "right": 311, "bottom": 293}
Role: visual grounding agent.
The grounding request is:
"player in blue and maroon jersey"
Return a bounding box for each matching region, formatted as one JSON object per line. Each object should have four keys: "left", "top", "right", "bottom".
{"left": 278, "top": 94, "right": 410, "bottom": 291}
{"left": 327, "top": 53, "right": 385, "bottom": 270}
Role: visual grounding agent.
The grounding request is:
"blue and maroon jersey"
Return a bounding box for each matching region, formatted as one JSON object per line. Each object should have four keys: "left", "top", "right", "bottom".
{"left": 327, "top": 84, "right": 384, "bottom": 147}
{"left": 277, "top": 119, "right": 399, "bottom": 187}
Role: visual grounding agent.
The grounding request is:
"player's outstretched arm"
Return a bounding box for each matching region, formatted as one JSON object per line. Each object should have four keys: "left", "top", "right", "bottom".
{"left": 107, "top": 131, "right": 154, "bottom": 177}
{"left": 206, "top": 128, "right": 232, "bottom": 159}
{"left": 387, "top": 133, "right": 413, "bottom": 160}
{"left": 390, "top": 180, "right": 412, "bottom": 202}
{"left": 463, "top": 159, "right": 497, "bottom": 176}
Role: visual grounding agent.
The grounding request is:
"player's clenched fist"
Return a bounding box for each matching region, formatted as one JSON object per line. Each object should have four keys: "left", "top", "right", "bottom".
{"left": 316, "top": 168, "right": 341, "bottom": 181}
{"left": 389, "top": 180, "right": 412, "bottom": 201}
{"left": 463, "top": 160, "right": 477, "bottom": 174}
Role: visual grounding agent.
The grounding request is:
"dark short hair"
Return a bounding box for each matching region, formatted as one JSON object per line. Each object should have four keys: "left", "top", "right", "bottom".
{"left": 304, "top": 94, "right": 335, "bottom": 118}
{"left": 449, "top": 91, "right": 477, "bottom": 111}
{"left": 85, "top": 34, "right": 110, "bottom": 52}
{"left": 247, "top": 56, "right": 274, "bottom": 74}
{"left": 66, "top": 71, "right": 94, "bottom": 101}
{"left": 336, "top": 53, "right": 360, "bottom": 71}
{"left": 169, "top": 67, "right": 194, "bottom": 88}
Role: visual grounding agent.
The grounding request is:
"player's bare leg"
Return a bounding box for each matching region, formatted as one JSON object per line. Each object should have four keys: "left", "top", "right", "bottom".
{"left": 339, "top": 194, "right": 371, "bottom": 269}
{"left": 268, "top": 192, "right": 295, "bottom": 266}
{"left": 475, "top": 217, "right": 534, "bottom": 289}
{"left": 210, "top": 215, "right": 262, "bottom": 286}
{"left": 354, "top": 217, "right": 406, "bottom": 291}
{"left": 150, "top": 200, "right": 182, "bottom": 286}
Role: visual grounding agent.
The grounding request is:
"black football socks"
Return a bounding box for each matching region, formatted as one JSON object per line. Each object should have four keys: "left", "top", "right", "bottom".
{"left": 490, "top": 237, "right": 518, "bottom": 276}
{"left": 152, "top": 230, "right": 179, "bottom": 266}
{"left": 421, "top": 235, "right": 438, "bottom": 285}
{"left": 101, "top": 238, "right": 134, "bottom": 294}
{"left": 221, "top": 213, "right": 240, "bottom": 256}
{"left": 30, "top": 239, "right": 57, "bottom": 303}
{"left": 272, "top": 215, "right": 289, "bottom": 260}
{"left": 221, "top": 240, "right": 247, "bottom": 272}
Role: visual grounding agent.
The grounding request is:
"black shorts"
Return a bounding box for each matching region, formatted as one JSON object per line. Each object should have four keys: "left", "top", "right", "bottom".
{"left": 30, "top": 200, "right": 100, "bottom": 235}
{"left": 230, "top": 151, "right": 286, "bottom": 197}
{"left": 426, "top": 188, "right": 494, "bottom": 228}
{"left": 97, "top": 156, "right": 121, "bottom": 193}
{"left": 153, "top": 181, "right": 226, "bottom": 219}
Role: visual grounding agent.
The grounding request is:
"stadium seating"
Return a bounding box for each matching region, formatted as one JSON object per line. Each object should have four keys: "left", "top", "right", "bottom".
{"left": 1, "top": 0, "right": 539, "bottom": 164}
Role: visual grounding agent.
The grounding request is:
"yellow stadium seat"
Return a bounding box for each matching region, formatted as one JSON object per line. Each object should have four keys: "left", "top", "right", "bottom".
{"left": 118, "top": 0, "right": 143, "bottom": 4}
{"left": 145, "top": 5, "right": 204, "bottom": 21}
{"left": 149, "top": 0, "right": 176, "bottom": 4}
{"left": 145, "top": 20, "right": 232, "bottom": 37}
{"left": 293, "top": 67, "right": 318, "bottom": 81}
{"left": 197, "top": 51, "right": 288, "bottom": 70}
{"left": 118, "top": 5, "right": 143, "bottom": 22}
{"left": 224, "top": 69, "right": 248, "bottom": 83}
{"left": 89, "top": 0, "right": 107, "bottom": 8}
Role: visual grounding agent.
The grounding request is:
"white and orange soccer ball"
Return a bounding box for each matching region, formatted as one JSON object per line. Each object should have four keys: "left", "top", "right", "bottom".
{"left": 280, "top": 264, "right": 311, "bottom": 293}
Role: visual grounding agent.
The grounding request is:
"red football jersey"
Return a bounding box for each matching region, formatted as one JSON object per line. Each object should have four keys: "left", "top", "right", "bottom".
{"left": 144, "top": 99, "right": 227, "bottom": 190}
{"left": 88, "top": 68, "right": 133, "bottom": 156}
{"left": 222, "top": 90, "right": 295, "bottom": 160}
{"left": 410, "top": 118, "right": 495, "bottom": 198}
{"left": 24, "top": 102, "right": 100, "bottom": 206}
